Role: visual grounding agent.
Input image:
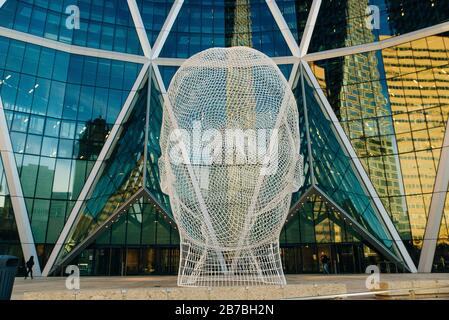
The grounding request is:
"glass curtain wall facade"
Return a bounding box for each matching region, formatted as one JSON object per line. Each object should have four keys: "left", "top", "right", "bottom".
{"left": 310, "top": 33, "right": 449, "bottom": 265}
{"left": 0, "top": 0, "right": 448, "bottom": 276}
{"left": 0, "top": 34, "right": 141, "bottom": 271}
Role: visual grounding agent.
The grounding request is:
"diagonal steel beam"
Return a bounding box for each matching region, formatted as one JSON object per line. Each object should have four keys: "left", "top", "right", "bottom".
{"left": 127, "top": 0, "right": 152, "bottom": 58}
{"left": 313, "top": 186, "right": 410, "bottom": 271}
{"left": 419, "top": 119, "right": 449, "bottom": 272}
{"left": 0, "top": 97, "right": 41, "bottom": 276}
{"left": 152, "top": 63, "right": 168, "bottom": 94}
{"left": 151, "top": 0, "right": 184, "bottom": 59}
{"left": 298, "top": 0, "right": 321, "bottom": 57}
{"left": 42, "top": 62, "right": 151, "bottom": 276}
{"left": 265, "top": 0, "right": 301, "bottom": 57}
{"left": 50, "top": 189, "right": 145, "bottom": 274}
{"left": 300, "top": 60, "right": 417, "bottom": 272}
{"left": 288, "top": 62, "right": 300, "bottom": 87}
{"left": 303, "top": 21, "right": 449, "bottom": 62}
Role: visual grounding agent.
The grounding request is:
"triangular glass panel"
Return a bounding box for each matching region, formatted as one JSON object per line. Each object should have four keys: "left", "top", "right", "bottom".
{"left": 137, "top": 0, "right": 175, "bottom": 46}
{"left": 277, "top": 64, "right": 293, "bottom": 82}
{"left": 298, "top": 65, "right": 408, "bottom": 268}
{"left": 68, "top": 196, "right": 179, "bottom": 275}
{"left": 160, "top": 0, "right": 292, "bottom": 58}
{"left": 145, "top": 67, "right": 172, "bottom": 215}
{"left": 0, "top": 156, "right": 24, "bottom": 264}
{"left": 283, "top": 193, "right": 402, "bottom": 273}
{"left": 157, "top": 65, "right": 180, "bottom": 91}
{"left": 53, "top": 193, "right": 179, "bottom": 273}
{"left": 0, "top": 0, "right": 143, "bottom": 54}
{"left": 285, "top": 193, "right": 364, "bottom": 245}
{"left": 94, "top": 197, "right": 177, "bottom": 247}
{"left": 276, "top": 0, "right": 313, "bottom": 44}
{"left": 53, "top": 74, "right": 149, "bottom": 267}
{"left": 0, "top": 36, "right": 143, "bottom": 246}
{"left": 309, "top": 57, "right": 412, "bottom": 241}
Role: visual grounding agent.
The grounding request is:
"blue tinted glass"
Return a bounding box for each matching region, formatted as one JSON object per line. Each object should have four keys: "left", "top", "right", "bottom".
{"left": 291, "top": 81, "right": 311, "bottom": 206}
{"left": 145, "top": 71, "right": 171, "bottom": 214}
{"left": 158, "top": 65, "right": 179, "bottom": 90}
{"left": 56, "top": 76, "right": 149, "bottom": 263}
{"left": 310, "top": 0, "right": 449, "bottom": 53}
{"left": 160, "top": 0, "right": 291, "bottom": 58}
{"left": 299, "top": 67, "right": 398, "bottom": 255}
{"left": 276, "top": 0, "right": 312, "bottom": 44}
{"left": 0, "top": 36, "right": 141, "bottom": 247}
{"left": 0, "top": 0, "right": 143, "bottom": 54}
{"left": 137, "top": 0, "right": 174, "bottom": 45}
{"left": 278, "top": 64, "right": 293, "bottom": 81}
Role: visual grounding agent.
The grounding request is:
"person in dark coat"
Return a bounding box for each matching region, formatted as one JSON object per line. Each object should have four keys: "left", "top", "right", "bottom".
{"left": 24, "top": 256, "right": 34, "bottom": 279}
{"left": 320, "top": 252, "right": 330, "bottom": 274}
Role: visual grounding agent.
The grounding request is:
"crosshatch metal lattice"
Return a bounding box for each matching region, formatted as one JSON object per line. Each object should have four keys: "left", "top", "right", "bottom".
{"left": 159, "top": 47, "right": 304, "bottom": 287}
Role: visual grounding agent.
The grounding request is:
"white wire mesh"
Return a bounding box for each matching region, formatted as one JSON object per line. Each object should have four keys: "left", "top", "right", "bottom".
{"left": 159, "top": 47, "right": 303, "bottom": 287}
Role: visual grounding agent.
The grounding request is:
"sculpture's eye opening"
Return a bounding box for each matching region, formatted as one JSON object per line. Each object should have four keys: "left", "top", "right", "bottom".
{"left": 159, "top": 47, "right": 303, "bottom": 287}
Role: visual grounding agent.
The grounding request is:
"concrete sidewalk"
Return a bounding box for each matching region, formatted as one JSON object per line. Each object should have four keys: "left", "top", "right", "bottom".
{"left": 12, "top": 273, "right": 449, "bottom": 300}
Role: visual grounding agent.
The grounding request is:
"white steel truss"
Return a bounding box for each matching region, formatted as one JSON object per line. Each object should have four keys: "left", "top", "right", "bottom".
{"left": 298, "top": 0, "right": 321, "bottom": 57}
{"left": 46, "top": 63, "right": 180, "bottom": 272}
{"left": 151, "top": 0, "right": 184, "bottom": 59}
{"left": 301, "top": 61, "right": 418, "bottom": 273}
{"left": 0, "top": 0, "right": 447, "bottom": 274}
{"left": 302, "top": 21, "right": 449, "bottom": 62}
{"left": 288, "top": 62, "right": 300, "bottom": 87}
{"left": 0, "top": 97, "right": 41, "bottom": 276}
{"left": 418, "top": 119, "right": 449, "bottom": 272}
{"left": 265, "top": 0, "right": 300, "bottom": 57}
{"left": 42, "top": 63, "right": 151, "bottom": 276}
{"left": 127, "top": 0, "right": 152, "bottom": 58}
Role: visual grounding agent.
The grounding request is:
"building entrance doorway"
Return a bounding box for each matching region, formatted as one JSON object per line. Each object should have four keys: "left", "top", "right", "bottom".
{"left": 282, "top": 243, "right": 379, "bottom": 274}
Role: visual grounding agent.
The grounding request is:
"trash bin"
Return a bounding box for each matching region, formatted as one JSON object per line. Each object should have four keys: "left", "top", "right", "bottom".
{"left": 0, "top": 255, "right": 19, "bottom": 300}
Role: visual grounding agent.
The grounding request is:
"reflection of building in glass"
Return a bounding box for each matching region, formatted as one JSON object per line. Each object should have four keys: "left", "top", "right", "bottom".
{"left": 73, "top": 117, "right": 110, "bottom": 197}
{"left": 384, "top": 0, "right": 449, "bottom": 35}
{"left": 77, "top": 118, "right": 110, "bottom": 160}
{"left": 310, "top": 0, "right": 411, "bottom": 239}
{"left": 381, "top": 35, "right": 449, "bottom": 245}
{"left": 225, "top": 0, "right": 252, "bottom": 47}
{"left": 223, "top": 1, "right": 262, "bottom": 248}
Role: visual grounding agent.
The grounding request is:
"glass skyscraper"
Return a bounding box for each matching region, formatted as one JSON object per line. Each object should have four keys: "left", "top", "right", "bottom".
{"left": 0, "top": 0, "right": 448, "bottom": 277}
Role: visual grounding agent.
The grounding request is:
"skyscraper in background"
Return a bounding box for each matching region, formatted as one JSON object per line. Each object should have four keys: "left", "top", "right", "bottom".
{"left": 310, "top": 0, "right": 411, "bottom": 242}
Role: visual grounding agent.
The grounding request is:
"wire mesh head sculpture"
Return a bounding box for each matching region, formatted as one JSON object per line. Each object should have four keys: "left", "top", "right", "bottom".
{"left": 159, "top": 47, "right": 303, "bottom": 287}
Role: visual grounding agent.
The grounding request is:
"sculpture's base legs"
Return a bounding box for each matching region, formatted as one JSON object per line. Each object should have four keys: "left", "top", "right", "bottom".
{"left": 177, "top": 240, "right": 286, "bottom": 287}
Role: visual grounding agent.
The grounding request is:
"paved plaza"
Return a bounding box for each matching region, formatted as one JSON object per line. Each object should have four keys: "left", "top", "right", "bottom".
{"left": 11, "top": 273, "right": 449, "bottom": 300}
